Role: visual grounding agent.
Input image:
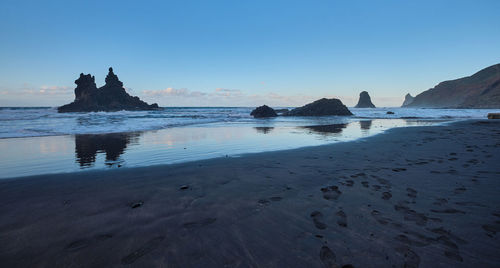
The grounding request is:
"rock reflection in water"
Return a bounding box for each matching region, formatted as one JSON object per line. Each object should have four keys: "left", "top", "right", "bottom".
{"left": 359, "top": 120, "right": 372, "bottom": 132}
{"left": 301, "top": 123, "right": 348, "bottom": 136}
{"left": 254, "top": 127, "right": 274, "bottom": 134}
{"left": 75, "top": 132, "right": 140, "bottom": 167}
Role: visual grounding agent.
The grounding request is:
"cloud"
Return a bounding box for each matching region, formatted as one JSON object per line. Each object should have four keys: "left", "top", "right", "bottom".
{"left": 0, "top": 85, "right": 73, "bottom": 96}
{"left": 142, "top": 87, "right": 206, "bottom": 98}
{"left": 140, "top": 87, "right": 349, "bottom": 107}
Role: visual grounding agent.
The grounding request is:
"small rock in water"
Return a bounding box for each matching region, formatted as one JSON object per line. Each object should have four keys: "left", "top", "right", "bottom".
{"left": 250, "top": 105, "right": 278, "bottom": 118}
{"left": 386, "top": 111, "right": 395, "bottom": 114}
{"left": 179, "top": 185, "right": 189, "bottom": 190}
{"left": 488, "top": 113, "right": 500, "bottom": 119}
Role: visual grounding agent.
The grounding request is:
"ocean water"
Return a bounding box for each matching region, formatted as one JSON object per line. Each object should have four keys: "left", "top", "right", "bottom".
{"left": 0, "top": 107, "right": 495, "bottom": 138}
{"left": 0, "top": 107, "right": 497, "bottom": 178}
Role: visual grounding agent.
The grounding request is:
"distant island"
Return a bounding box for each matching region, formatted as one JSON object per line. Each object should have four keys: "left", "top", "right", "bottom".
{"left": 403, "top": 63, "right": 500, "bottom": 108}
{"left": 354, "top": 91, "right": 376, "bottom": 108}
{"left": 58, "top": 68, "right": 159, "bottom": 113}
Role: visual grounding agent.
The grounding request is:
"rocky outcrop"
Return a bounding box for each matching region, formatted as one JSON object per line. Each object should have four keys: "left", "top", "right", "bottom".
{"left": 58, "top": 68, "right": 159, "bottom": 112}
{"left": 250, "top": 105, "right": 278, "bottom": 118}
{"left": 402, "top": 93, "right": 414, "bottom": 107}
{"left": 274, "top": 109, "right": 289, "bottom": 115}
{"left": 354, "top": 91, "right": 376, "bottom": 108}
{"left": 488, "top": 113, "right": 500, "bottom": 119}
{"left": 403, "top": 63, "right": 500, "bottom": 108}
{"left": 285, "top": 98, "right": 352, "bottom": 116}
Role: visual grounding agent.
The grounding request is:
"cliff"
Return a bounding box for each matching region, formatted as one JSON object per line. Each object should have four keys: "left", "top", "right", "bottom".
{"left": 58, "top": 68, "right": 159, "bottom": 112}
{"left": 401, "top": 93, "right": 414, "bottom": 107}
{"left": 404, "top": 63, "right": 500, "bottom": 108}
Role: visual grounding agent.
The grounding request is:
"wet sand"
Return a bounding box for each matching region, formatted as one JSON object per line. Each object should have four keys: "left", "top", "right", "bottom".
{"left": 0, "top": 120, "right": 499, "bottom": 267}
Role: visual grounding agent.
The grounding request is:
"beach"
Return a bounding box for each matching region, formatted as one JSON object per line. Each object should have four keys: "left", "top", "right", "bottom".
{"left": 0, "top": 119, "right": 499, "bottom": 267}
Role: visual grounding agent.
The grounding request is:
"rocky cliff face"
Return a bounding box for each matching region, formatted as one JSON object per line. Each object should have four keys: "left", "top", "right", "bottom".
{"left": 58, "top": 68, "right": 159, "bottom": 112}
{"left": 401, "top": 93, "right": 414, "bottom": 107}
{"left": 285, "top": 98, "right": 352, "bottom": 116}
{"left": 403, "top": 63, "right": 500, "bottom": 108}
{"left": 354, "top": 91, "right": 376, "bottom": 108}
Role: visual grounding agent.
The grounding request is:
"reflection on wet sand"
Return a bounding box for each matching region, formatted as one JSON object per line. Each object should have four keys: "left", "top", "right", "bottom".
{"left": 301, "top": 123, "right": 348, "bottom": 136}
{"left": 359, "top": 120, "right": 372, "bottom": 133}
{"left": 75, "top": 132, "right": 140, "bottom": 167}
{"left": 254, "top": 127, "right": 274, "bottom": 134}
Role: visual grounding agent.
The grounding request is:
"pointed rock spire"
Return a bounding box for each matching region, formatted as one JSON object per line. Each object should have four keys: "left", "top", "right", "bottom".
{"left": 355, "top": 91, "right": 376, "bottom": 108}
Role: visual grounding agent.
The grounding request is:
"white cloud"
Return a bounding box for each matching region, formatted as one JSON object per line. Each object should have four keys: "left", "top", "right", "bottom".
{"left": 139, "top": 87, "right": 363, "bottom": 107}
{"left": 0, "top": 85, "right": 73, "bottom": 96}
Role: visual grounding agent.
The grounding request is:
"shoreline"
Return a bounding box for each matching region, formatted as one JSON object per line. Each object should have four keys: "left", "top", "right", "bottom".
{"left": 0, "top": 119, "right": 499, "bottom": 267}
{"left": 0, "top": 118, "right": 450, "bottom": 179}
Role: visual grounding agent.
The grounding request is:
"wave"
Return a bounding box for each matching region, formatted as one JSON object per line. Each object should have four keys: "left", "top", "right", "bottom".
{"left": 0, "top": 107, "right": 497, "bottom": 139}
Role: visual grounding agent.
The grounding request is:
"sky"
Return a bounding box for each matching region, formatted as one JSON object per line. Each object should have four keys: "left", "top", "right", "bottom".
{"left": 0, "top": 0, "right": 499, "bottom": 107}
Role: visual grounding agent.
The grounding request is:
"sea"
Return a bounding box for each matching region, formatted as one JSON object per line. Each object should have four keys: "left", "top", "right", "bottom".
{"left": 0, "top": 107, "right": 497, "bottom": 179}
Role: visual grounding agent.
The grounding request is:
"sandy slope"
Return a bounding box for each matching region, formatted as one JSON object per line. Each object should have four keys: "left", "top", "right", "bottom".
{"left": 0, "top": 120, "right": 499, "bottom": 267}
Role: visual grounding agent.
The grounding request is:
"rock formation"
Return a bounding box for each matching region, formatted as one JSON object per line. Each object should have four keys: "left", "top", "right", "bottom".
{"left": 488, "top": 113, "right": 500, "bottom": 119}
{"left": 354, "top": 91, "right": 376, "bottom": 108}
{"left": 58, "top": 67, "right": 159, "bottom": 112}
{"left": 250, "top": 105, "right": 278, "bottom": 118}
{"left": 401, "top": 93, "right": 414, "bottom": 107}
{"left": 403, "top": 63, "right": 500, "bottom": 108}
{"left": 285, "top": 98, "right": 352, "bottom": 116}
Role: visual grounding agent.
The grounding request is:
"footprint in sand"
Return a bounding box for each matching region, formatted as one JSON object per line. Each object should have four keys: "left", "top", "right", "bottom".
{"left": 382, "top": 192, "right": 392, "bottom": 200}
{"left": 437, "top": 236, "right": 463, "bottom": 262}
{"left": 454, "top": 187, "right": 466, "bottom": 194}
{"left": 372, "top": 185, "right": 382, "bottom": 191}
{"left": 430, "top": 208, "right": 465, "bottom": 214}
{"left": 182, "top": 218, "right": 216, "bottom": 229}
{"left": 406, "top": 188, "right": 417, "bottom": 199}
{"left": 344, "top": 180, "right": 354, "bottom": 187}
{"left": 361, "top": 181, "right": 369, "bottom": 188}
{"left": 371, "top": 210, "right": 392, "bottom": 225}
{"left": 402, "top": 248, "right": 420, "bottom": 268}
{"left": 321, "top": 186, "right": 342, "bottom": 201}
{"left": 310, "top": 211, "right": 327, "bottom": 230}
{"left": 482, "top": 223, "right": 500, "bottom": 237}
{"left": 65, "top": 239, "right": 91, "bottom": 252}
{"left": 336, "top": 210, "right": 347, "bottom": 227}
{"left": 319, "top": 246, "right": 337, "bottom": 267}
{"left": 121, "top": 236, "right": 165, "bottom": 264}
{"left": 394, "top": 203, "right": 428, "bottom": 226}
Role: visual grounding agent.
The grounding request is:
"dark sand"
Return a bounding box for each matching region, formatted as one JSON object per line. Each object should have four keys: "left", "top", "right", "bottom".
{"left": 0, "top": 120, "right": 499, "bottom": 267}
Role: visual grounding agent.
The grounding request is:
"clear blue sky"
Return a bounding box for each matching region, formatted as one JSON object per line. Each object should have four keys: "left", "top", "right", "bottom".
{"left": 1, "top": 0, "right": 499, "bottom": 107}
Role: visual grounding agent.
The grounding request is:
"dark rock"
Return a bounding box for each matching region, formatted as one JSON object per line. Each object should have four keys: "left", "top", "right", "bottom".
{"left": 274, "top": 108, "right": 289, "bottom": 115}
{"left": 386, "top": 111, "right": 395, "bottom": 114}
{"left": 284, "top": 98, "right": 352, "bottom": 116}
{"left": 58, "top": 67, "right": 159, "bottom": 112}
{"left": 404, "top": 63, "right": 500, "bottom": 108}
{"left": 250, "top": 105, "right": 278, "bottom": 118}
{"left": 402, "top": 93, "right": 414, "bottom": 107}
{"left": 354, "top": 91, "right": 376, "bottom": 108}
{"left": 488, "top": 113, "right": 500, "bottom": 119}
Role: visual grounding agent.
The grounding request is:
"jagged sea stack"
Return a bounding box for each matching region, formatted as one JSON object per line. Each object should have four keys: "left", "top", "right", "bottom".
{"left": 58, "top": 67, "right": 159, "bottom": 112}
{"left": 402, "top": 93, "right": 414, "bottom": 107}
{"left": 354, "top": 91, "right": 376, "bottom": 108}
